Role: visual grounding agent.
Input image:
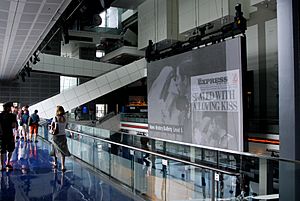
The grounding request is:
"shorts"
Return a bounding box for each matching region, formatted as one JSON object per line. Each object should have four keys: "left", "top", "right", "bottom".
{"left": 22, "top": 124, "right": 29, "bottom": 133}
{"left": 29, "top": 124, "right": 39, "bottom": 134}
{"left": 0, "top": 137, "right": 15, "bottom": 154}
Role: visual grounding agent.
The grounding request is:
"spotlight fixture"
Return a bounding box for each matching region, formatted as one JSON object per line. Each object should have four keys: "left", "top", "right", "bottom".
{"left": 24, "top": 64, "right": 32, "bottom": 77}
{"left": 30, "top": 52, "right": 40, "bottom": 65}
{"left": 19, "top": 70, "right": 26, "bottom": 82}
{"left": 30, "top": 56, "right": 33, "bottom": 64}
{"left": 35, "top": 52, "right": 40, "bottom": 61}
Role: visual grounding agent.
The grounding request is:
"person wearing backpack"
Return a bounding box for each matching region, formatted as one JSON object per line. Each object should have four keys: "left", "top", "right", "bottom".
{"left": 21, "top": 110, "right": 30, "bottom": 142}
{"left": 29, "top": 110, "right": 40, "bottom": 142}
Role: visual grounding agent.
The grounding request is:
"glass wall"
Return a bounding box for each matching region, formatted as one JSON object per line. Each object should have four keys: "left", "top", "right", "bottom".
{"left": 245, "top": 1, "right": 278, "bottom": 134}
{"left": 243, "top": 1, "right": 278, "bottom": 155}
{"left": 60, "top": 76, "right": 78, "bottom": 92}
{"left": 38, "top": 122, "right": 284, "bottom": 200}
{"left": 96, "top": 104, "right": 107, "bottom": 118}
{"left": 99, "top": 7, "right": 121, "bottom": 29}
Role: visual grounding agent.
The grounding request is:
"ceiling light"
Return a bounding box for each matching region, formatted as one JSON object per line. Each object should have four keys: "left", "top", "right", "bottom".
{"left": 25, "top": 65, "right": 32, "bottom": 77}
{"left": 19, "top": 70, "right": 26, "bottom": 82}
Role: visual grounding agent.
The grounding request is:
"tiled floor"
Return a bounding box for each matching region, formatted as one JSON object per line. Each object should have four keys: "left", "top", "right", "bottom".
{"left": 0, "top": 139, "right": 141, "bottom": 201}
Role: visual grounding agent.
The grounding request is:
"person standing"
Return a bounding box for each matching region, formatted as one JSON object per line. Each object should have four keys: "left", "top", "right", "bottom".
{"left": 29, "top": 110, "right": 40, "bottom": 142}
{"left": 21, "top": 110, "right": 30, "bottom": 141}
{"left": 10, "top": 105, "right": 18, "bottom": 141}
{"left": 0, "top": 102, "right": 17, "bottom": 170}
{"left": 50, "top": 106, "right": 71, "bottom": 171}
{"left": 17, "top": 108, "right": 25, "bottom": 140}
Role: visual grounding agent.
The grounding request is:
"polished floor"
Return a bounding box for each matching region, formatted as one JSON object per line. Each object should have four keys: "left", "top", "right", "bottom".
{"left": 0, "top": 139, "right": 141, "bottom": 201}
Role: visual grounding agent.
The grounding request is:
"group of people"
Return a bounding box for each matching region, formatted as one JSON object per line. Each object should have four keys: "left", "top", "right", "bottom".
{"left": 0, "top": 102, "right": 40, "bottom": 171}
{"left": 16, "top": 106, "right": 40, "bottom": 143}
{"left": 0, "top": 102, "right": 71, "bottom": 172}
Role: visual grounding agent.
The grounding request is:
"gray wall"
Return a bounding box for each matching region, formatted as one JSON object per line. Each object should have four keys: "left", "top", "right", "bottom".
{"left": 0, "top": 72, "right": 60, "bottom": 106}
{"left": 246, "top": 4, "right": 278, "bottom": 132}
{"left": 247, "top": 5, "right": 277, "bottom": 116}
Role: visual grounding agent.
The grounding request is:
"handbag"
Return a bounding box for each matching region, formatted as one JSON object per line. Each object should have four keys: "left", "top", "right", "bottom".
{"left": 49, "top": 116, "right": 59, "bottom": 135}
{"left": 49, "top": 144, "right": 55, "bottom": 156}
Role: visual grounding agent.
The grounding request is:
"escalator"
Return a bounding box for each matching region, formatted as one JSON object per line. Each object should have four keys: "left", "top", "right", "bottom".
{"left": 29, "top": 58, "right": 146, "bottom": 119}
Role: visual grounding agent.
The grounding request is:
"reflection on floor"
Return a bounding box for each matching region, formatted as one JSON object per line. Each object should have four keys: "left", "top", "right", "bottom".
{"left": 0, "top": 139, "right": 139, "bottom": 201}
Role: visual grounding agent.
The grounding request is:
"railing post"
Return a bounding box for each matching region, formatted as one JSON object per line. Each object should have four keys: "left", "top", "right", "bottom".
{"left": 162, "top": 159, "right": 168, "bottom": 201}
{"left": 130, "top": 150, "right": 135, "bottom": 192}
{"left": 259, "top": 158, "right": 273, "bottom": 196}
{"left": 108, "top": 143, "right": 111, "bottom": 177}
{"left": 190, "top": 146, "right": 195, "bottom": 189}
{"left": 211, "top": 170, "right": 215, "bottom": 201}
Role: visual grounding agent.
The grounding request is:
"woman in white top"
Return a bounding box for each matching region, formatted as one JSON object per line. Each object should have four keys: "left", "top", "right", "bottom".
{"left": 51, "top": 105, "right": 71, "bottom": 171}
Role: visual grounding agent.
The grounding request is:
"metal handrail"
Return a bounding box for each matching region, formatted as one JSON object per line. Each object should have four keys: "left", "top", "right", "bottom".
{"left": 67, "top": 122, "right": 300, "bottom": 165}
{"left": 67, "top": 122, "right": 259, "bottom": 157}
{"left": 65, "top": 129, "right": 240, "bottom": 176}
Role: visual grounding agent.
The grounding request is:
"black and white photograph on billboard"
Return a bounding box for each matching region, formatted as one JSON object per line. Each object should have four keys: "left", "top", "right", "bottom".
{"left": 147, "top": 37, "right": 244, "bottom": 151}
{"left": 191, "top": 70, "right": 241, "bottom": 151}
{"left": 147, "top": 62, "right": 191, "bottom": 142}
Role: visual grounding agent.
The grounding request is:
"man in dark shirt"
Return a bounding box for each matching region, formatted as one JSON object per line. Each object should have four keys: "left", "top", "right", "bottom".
{"left": 0, "top": 102, "right": 17, "bottom": 170}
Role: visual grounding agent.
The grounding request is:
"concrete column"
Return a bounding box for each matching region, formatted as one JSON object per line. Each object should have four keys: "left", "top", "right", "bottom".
{"left": 278, "top": 0, "right": 300, "bottom": 200}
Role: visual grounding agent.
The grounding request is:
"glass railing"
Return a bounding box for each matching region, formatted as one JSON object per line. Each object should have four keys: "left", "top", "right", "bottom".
{"left": 37, "top": 121, "right": 295, "bottom": 200}
{"left": 120, "top": 113, "right": 148, "bottom": 124}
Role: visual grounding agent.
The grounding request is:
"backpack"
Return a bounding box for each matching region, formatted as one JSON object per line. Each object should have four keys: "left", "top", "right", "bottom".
{"left": 22, "top": 114, "right": 29, "bottom": 125}
{"left": 31, "top": 113, "right": 39, "bottom": 124}
{"left": 28, "top": 117, "right": 33, "bottom": 126}
{"left": 49, "top": 116, "right": 59, "bottom": 135}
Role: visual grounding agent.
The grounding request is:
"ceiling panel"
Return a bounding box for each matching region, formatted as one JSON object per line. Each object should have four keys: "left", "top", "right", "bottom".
{"left": 18, "top": 22, "right": 33, "bottom": 29}
{"left": 0, "top": 0, "right": 72, "bottom": 80}
{"left": 41, "top": 3, "right": 60, "bottom": 15}
{"left": 15, "top": 35, "right": 27, "bottom": 41}
{"left": 27, "top": 0, "right": 44, "bottom": 3}
{"left": 23, "top": 3, "right": 40, "bottom": 13}
{"left": 30, "top": 29, "right": 44, "bottom": 36}
{"left": 13, "top": 41, "right": 25, "bottom": 45}
{"left": 0, "top": 20, "right": 7, "bottom": 27}
{"left": 20, "top": 13, "right": 36, "bottom": 22}
{"left": 36, "top": 14, "right": 53, "bottom": 23}
{"left": 46, "top": 0, "right": 63, "bottom": 4}
{"left": 0, "top": 11, "right": 9, "bottom": 20}
{"left": 0, "top": 29, "right": 5, "bottom": 35}
{"left": 33, "top": 22, "right": 48, "bottom": 30}
{"left": 0, "top": 1, "right": 10, "bottom": 10}
{"left": 16, "top": 29, "right": 30, "bottom": 36}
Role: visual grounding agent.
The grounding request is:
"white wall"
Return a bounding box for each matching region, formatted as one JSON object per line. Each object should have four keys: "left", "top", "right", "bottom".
{"left": 138, "top": 0, "right": 178, "bottom": 49}
{"left": 178, "top": 0, "right": 250, "bottom": 34}
{"left": 34, "top": 54, "right": 120, "bottom": 77}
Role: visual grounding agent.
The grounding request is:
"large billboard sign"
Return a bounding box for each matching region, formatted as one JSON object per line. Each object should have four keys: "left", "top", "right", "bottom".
{"left": 147, "top": 37, "right": 245, "bottom": 151}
